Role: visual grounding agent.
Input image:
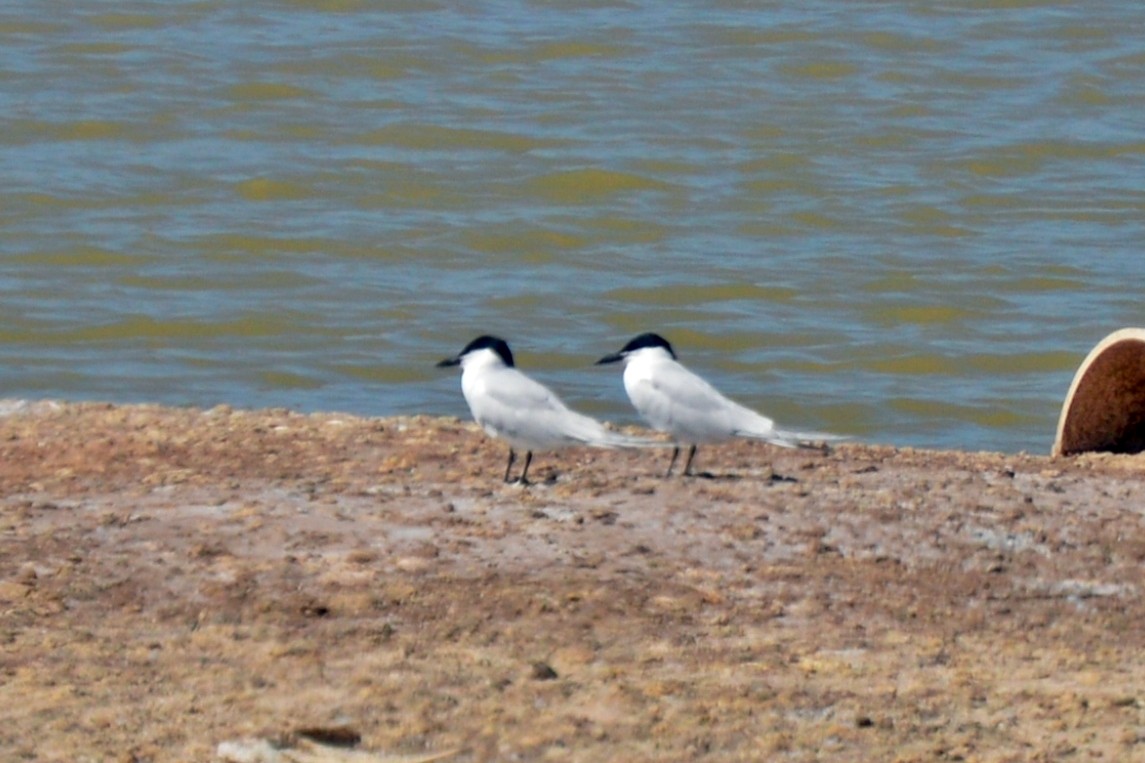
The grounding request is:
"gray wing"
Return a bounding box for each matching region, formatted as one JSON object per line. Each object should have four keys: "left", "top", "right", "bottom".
{"left": 468, "top": 368, "right": 615, "bottom": 450}
{"left": 628, "top": 361, "right": 774, "bottom": 442}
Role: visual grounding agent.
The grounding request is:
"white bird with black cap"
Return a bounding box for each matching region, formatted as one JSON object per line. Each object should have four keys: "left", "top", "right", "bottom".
{"left": 597, "top": 332, "right": 844, "bottom": 477}
{"left": 438, "top": 335, "right": 663, "bottom": 484}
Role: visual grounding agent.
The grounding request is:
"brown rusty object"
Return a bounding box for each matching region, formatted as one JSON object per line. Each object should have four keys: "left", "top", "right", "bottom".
{"left": 1053, "top": 328, "right": 1145, "bottom": 456}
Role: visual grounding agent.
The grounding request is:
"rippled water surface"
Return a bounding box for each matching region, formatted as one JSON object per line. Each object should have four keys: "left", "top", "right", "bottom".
{"left": 2, "top": 1, "right": 1144, "bottom": 452}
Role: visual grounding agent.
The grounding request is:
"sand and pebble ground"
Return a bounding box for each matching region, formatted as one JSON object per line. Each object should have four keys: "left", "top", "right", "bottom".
{"left": 1, "top": 400, "right": 1143, "bottom": 762}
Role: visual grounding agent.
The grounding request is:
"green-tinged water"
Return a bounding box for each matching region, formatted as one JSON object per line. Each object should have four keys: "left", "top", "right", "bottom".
{"left": 2, "top": 1, "right": 1144, "bottom": 452}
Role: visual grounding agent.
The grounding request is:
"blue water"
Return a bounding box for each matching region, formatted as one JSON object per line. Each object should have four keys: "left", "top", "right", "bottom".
{"left": 2, "top": 1, "right": 1144, "bottom": 452}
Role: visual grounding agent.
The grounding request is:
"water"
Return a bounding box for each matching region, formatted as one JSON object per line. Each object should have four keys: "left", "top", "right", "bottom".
{"left": 2, "top": 1, "right": 1143, "bottom": 453}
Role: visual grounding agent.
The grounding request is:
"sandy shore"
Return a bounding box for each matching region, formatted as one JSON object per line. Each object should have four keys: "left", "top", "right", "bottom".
{"left": 1, "top": 401, "right": 1143, "bottom": 762}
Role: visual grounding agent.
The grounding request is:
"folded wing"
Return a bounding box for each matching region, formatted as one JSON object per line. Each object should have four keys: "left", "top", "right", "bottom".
{"left": 470, "top": 368, "right": 660, "bottom": 450}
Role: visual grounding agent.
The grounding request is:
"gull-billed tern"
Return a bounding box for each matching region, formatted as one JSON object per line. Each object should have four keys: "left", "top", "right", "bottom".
{"left": 438, "top": 334, "right": 663, "bottom": 484}
{"left": 597, "top": 332, "right": 843, "bottom": 477}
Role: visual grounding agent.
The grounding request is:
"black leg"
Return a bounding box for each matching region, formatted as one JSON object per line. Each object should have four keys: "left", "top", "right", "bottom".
{"left": 519, "top": 451, "right": 534, "bottom": 485}
{"left": 682, "top": 444, "right": 698, "bottom": 477}
{"left": 503, "top": 448, "right": 517, "bottom": 483}
{"left": 665, "top": 446, "right": 680, "bottom": 478}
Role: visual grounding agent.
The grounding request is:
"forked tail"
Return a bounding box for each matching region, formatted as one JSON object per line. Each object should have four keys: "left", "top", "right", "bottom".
{"left": 737, "top": 426, "right": 849, "bottom": 449}
{"left": 596, "top": 428, "right": 672, "bottom": 449}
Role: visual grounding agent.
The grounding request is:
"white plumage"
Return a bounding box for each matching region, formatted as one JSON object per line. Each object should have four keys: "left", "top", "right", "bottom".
{"left": 598, "top": 332, "right": 842, "bottom": 476}
{"left": 440, "top": 335, "right": 660, "bottom": 483}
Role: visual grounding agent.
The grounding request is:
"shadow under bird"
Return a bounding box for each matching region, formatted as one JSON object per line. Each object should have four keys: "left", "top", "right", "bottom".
{"left": 438, "top": 335, "right": 664, "bottom": 484}
{"left": 597, "top": 332, "right": 845, "bottom": 477}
